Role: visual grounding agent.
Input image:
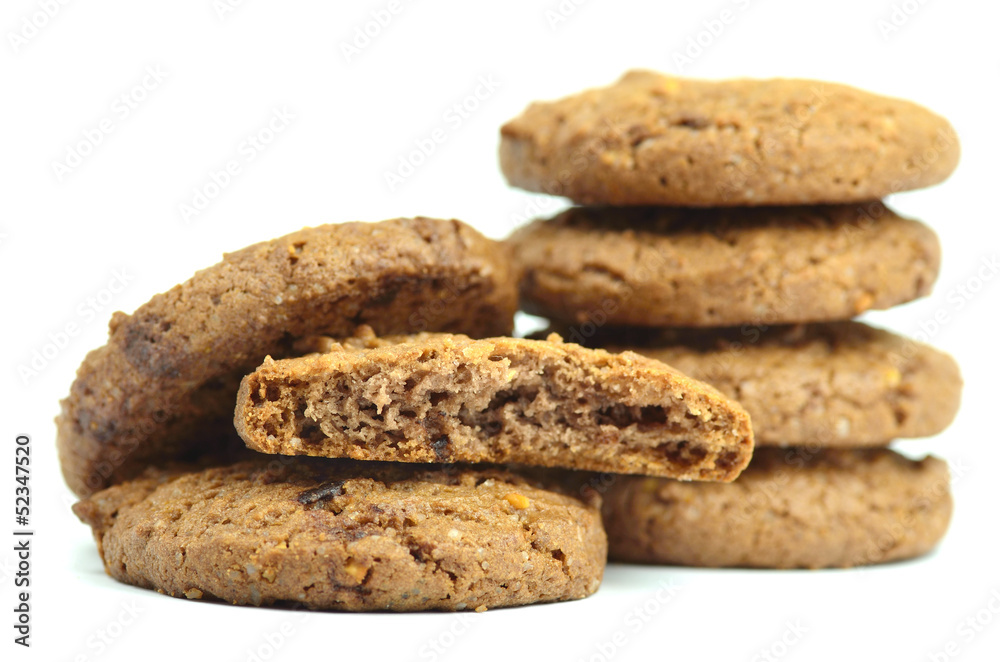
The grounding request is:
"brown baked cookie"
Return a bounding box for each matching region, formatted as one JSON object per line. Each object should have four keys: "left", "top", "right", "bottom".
{"left": 500, "top": 70, "right": 960, "bottom": 206}
{"left": 73, "top": 458, "right": 606, "bottom": 611}
{"left": 508, "top": 205, "right": 939, "bottom": 327}
{"left": 601, "top": 447, "right": 952, "bottom": 569}
{"left": 58, "top": 218, "right": 519, "bottom": 496}
{"left": 578, "top": 322, "right": 962, "bottom": 446}
{"left": 235, "top": 329, "right": 754, "bottom": 482}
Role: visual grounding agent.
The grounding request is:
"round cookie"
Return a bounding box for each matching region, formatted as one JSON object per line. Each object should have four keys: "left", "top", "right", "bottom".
{"left": 58, "top": 218, "right": 519, "bottom": 496}
{"left": 235, "top": 329, "right": 754, "bottom": 482}
{"left": 601, "top": 447, "right": 952, "bottom": 569}
{"left": 509, "top": 205, "right": 939, "bottom": 327}
{"left": 500, "top": 70, "right": 960, "bottom": 206}
{"left": 593, "top": 322, "right": 962, "bottom": 446}
{"left": 73, "top": 459, "right": 607, "bottom": 611}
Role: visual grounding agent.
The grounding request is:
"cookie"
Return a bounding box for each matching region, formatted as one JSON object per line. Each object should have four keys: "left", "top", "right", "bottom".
{"left": 601, "top": 447, "right": 951, "bottom": 569}
{"left": 235, "top": 329, "right": 754, "bottom": 482}
{"left": 73, "top": 458, "right": 606, "bottom": 611}
{"left": 581, "top": 322, "right": 962, "bottom": 446}
{"left": 58, "top": 218, "right": 519, "bottom": 496}
{"left": 500, "top": 70, "right": 959, "bottom": 206}
{"left": 508, "top": 205, "right": 939, "bottom": 327}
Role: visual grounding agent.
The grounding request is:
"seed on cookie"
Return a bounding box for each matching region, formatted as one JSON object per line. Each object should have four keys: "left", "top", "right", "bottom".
{"left": 234, "top": 329, "right": 754, "bottom": 482}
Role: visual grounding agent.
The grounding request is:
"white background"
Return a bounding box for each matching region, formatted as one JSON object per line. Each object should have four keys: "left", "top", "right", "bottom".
{"left": 2, "top": 0, "right": 999, "bottom": 660}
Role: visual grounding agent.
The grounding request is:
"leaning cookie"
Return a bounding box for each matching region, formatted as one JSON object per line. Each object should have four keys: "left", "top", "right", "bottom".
{"left": 58, "top": 218, "right": 519, "bottom": 496}
{"left": 500, "top": 70, "right": 959, "bottom": 206}
{"left": 73, "top": 459, "right": 606, "bottom": 611}
{"left": 585, "top": 322, "right": 962, "bottom": 446}
{"left": 508, "top": 205, "right": 939, "bottom": 327}
{"left": 601, "top": 448, "right": 952, "bottom": 569}
{"left": 235, "top": 329, "right": 754, "bottom": 482}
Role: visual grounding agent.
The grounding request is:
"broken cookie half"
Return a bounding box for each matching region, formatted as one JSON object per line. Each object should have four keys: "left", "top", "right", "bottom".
{"left": 235, "top": 328, "right": 754, "bottom": 481}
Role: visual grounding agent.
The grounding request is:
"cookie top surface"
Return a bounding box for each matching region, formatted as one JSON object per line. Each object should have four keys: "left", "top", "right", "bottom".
{"left": 500, "top": 71, "right": 959, "bottom": 206}
{"left": 73, "top": 458, "right": 606, "bottom": 611}
{"left": 508, "top": 204, "right": 939, "bottom": 327}
{"left": 592, "top": 322, "right": 962, "bottom": 446}
{"left": 235, "top": 329, "right": 754, "bottom": 482}
{"left": 58, "top": 218, "right": 519, "bottom": 496}
{"left": 601, "top": 447, "right": 952, "bottom": 569}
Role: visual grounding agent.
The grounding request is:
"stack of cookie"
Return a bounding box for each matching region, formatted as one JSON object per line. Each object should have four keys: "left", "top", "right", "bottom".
{"left": 501, "top": 71, "right": 962, "bottom": 568}
{"left": 63, "top": 217, "right": 755, "bottom": 611}
{"left": 63, "top": 72, "right": 963, "bottom": 616}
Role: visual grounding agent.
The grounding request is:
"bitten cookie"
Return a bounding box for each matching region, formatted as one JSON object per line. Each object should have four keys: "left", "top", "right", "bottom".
{"left": 601, "top": 448, "right": 952, "bottom": 569}
{"left": 73, "top": 459, "right": 606, "bottom": 611}
{"left": 500, "top": 70, "right": 959, "bottom": 206}
{"left": 58, "top": 218, "right": 519, "bottom": 496}
{"left": 589, "top": 322, "right": 962, "bottom": 446}
{"left": 509, "top": 205, "right": 939, "bottom": 327}
{"left": 235, "top": 329, "right": 754, "bottom": 482}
